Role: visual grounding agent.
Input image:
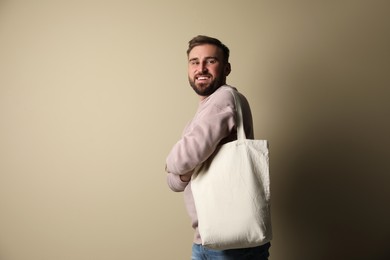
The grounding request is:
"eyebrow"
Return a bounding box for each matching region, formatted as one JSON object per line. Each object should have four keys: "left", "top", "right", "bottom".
{"left": 188, "top": 56, "right": 219, "bottom": 62}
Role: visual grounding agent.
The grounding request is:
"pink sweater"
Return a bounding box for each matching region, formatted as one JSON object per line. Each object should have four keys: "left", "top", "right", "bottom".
{"left": 166, "top": 85, "right": 254, "bottom": 244}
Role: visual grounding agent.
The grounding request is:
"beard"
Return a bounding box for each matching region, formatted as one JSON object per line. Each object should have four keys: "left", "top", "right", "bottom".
{"left": 188, "top": 74, "right": 224, "bottom": 97}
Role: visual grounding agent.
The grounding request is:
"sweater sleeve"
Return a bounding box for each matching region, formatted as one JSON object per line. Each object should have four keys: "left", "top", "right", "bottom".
{"left": 166, "top": 172, "right": 189, "bottom": 192}
{"left": 166, "top": 96, "right": 235, "bottom": 175}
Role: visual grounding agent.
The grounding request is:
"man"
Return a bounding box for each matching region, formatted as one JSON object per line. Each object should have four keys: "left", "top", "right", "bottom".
{"left": 165, "top": 35, "right": 271, "bottom": 259}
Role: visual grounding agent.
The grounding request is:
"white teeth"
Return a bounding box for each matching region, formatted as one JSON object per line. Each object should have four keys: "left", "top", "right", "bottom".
{"left": 198, "top": 76, "right": 208, "bottom": 80}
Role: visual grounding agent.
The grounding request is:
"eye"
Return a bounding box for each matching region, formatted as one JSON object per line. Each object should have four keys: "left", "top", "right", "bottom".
{"left": 207, "top": 58, "right": 217, "bottom": 64}
{"left": 189, "top": 60, "right": 199, "bottom": 66}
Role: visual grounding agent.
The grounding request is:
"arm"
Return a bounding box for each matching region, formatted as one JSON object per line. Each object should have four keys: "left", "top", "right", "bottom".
{"left": 166, "top": 171, "right": 192, "bottom": 192}
{"left": 165, "top": 163, "right": 192, "bottom": 192}
{"left": 166, "top": 98, "right": 235, "bottom": 175}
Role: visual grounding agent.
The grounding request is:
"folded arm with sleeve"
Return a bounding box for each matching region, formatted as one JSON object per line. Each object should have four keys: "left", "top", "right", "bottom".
{"left": 165, "top": 90, "right": 236, "bottom": 192}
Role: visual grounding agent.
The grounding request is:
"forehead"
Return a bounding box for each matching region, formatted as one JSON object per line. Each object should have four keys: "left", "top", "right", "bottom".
{"left": 188, "top": 44, "right": 223, "bottom": 60}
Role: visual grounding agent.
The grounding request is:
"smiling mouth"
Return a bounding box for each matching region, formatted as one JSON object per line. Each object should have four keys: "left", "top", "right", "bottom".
{"left": 196, "top": 75, "right": 211, "bottom": 81}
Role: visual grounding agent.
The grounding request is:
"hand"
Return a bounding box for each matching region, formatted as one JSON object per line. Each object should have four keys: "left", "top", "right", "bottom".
{"left": 180, "top": 171, "right": 193, "bottom": 182}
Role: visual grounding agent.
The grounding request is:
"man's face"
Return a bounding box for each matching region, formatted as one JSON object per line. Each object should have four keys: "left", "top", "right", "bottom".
{"left": 188, "top": 44, "right": 230, "bottom": 98}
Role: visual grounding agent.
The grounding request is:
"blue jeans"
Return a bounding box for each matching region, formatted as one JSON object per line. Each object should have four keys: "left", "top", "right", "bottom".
{"left": 191, "top": 242, "right": 271, "bottom": 260}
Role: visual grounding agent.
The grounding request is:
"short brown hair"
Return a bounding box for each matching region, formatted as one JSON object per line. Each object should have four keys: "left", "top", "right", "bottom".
{"left": 187, "top": 35, "right": 230, "bottom": 63}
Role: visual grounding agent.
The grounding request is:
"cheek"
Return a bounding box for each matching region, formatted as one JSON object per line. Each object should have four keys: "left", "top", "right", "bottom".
{"left": 188, "top": 71, "right": 195, "bottom": 81}
{"left": 211, "top": 64, "right": 223, "bottom": 74}
{"left": 211, "top": 67, "right": 222, "bottom": 77}
{"left": 188, "top": 67, "right": 196, "bottom": 75}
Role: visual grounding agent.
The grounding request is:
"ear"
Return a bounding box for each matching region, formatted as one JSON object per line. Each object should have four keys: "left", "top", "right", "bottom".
{"left": 224, "top": 63, "right": 231, "bottom": 76}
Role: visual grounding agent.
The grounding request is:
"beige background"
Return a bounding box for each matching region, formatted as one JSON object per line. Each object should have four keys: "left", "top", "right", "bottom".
{"left": 0, "top": 1, "right": 389, "bottom": 259}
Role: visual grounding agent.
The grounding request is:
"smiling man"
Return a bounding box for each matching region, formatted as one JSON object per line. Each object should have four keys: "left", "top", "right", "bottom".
{"left": 187, "top": 41, "right": 231, "bottom": 98}
{"left": 165, "top": 35, "right": 271, "bottom": 259}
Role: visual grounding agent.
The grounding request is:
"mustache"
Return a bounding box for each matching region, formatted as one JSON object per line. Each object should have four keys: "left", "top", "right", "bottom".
{"left": 195, "top": 73, "right": 212, "bottom": 77}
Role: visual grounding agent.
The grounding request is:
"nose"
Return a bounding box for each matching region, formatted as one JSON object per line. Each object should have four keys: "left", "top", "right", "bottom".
{"left": 199, "top": 62, "right": 208, "bottom": 73}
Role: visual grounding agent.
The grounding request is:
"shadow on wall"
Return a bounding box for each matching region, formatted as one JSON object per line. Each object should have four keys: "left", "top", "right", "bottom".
{"left": 274, "top": 68, "right": 390, "bottom": 260}
{"left": 255, "top": 3, "right": 390, "bottom": 259}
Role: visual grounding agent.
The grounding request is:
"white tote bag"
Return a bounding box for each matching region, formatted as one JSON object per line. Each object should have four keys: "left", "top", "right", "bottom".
{"left": 191, "top": 89, "right": 272, "bottom": 250}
